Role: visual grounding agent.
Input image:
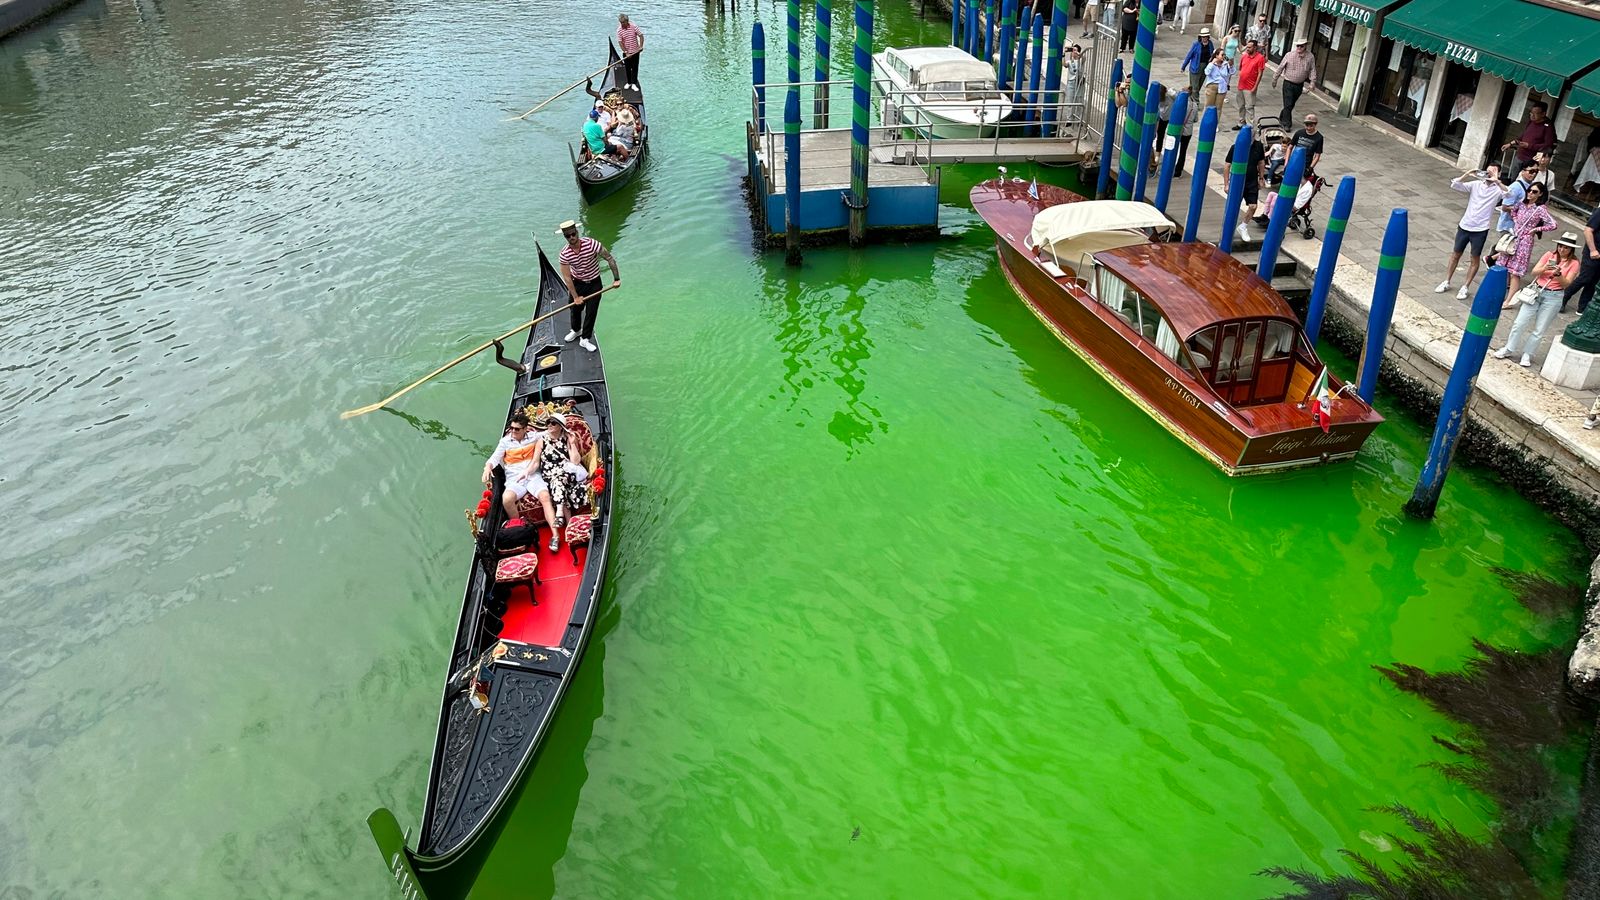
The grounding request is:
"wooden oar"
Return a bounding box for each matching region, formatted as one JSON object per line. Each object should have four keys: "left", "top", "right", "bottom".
{"left": 504, "top": 62, "right": 621, "bottom": 122}
{"left": 340, "top": 286, "right": 615, "bottom": 420}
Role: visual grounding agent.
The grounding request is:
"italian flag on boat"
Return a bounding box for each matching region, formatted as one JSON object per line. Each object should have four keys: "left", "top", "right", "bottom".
{"left": 1309, "top": 367, "right": 1333, "bottom": 433}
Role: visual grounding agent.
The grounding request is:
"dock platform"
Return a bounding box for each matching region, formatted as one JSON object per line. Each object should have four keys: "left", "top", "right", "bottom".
{"left": 747, "top": 126, "right": 940, "bottom": 245}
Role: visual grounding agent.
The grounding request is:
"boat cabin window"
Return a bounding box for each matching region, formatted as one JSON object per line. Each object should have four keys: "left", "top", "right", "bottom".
{"left": 921, "top": 80, "right": 1001, "bottom": 101}
{"left": 1093, "top": 268, "right": 1199, "bottom": 376}
{"left": 1186, "top": 318, "right": 1302, "bottom": 406}
{"left": 889, "top": 55, "right": 911, "bottom": 81}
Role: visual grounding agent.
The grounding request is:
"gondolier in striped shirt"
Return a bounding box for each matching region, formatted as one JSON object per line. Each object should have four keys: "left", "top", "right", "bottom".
{"left": 616, "top": 14, "right": 644, "bottom": 89}
{"left": 557, "top": 220, "right": 621, "bottom": 352}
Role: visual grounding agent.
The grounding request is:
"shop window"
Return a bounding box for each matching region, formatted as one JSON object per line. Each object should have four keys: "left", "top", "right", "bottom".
{"left": 1555, "top": 117, "right": 1600, "bottom": 210}
{"left": 1309, "top": 13, "right": 1355, "bottom": 96}
{"left": 1432, "top": 63, "right": 1486, "bottom": 157}
{"left": 1367, "top": 38, "right": 1433, "bottom": 135}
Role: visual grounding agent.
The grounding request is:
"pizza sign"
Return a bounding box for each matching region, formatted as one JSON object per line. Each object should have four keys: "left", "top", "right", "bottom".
{"left": 1444, "top": 40, "right": 1481, "bottom": 65}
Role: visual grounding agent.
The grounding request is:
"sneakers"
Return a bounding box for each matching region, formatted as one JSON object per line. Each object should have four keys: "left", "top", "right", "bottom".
{"left": 1231, "top": 124, "right": 1243, "bottom": 131}
{"left": 1456, "top": 285, "right": 1470, "bottom": 300}
{"left": 1585, "top": 417, "right": 1599, "bottom": 431}
{"left": 1235, "top": 225, "right": 1252, "bottom": 244}
{"left": 1434, "top": 280, "right": 1451, "bottom": 293}
{"left": 564, "top": 329, "right": 578, "bottom": 342}
{"left": 1520, "top": 355, "right": 1533, "bottom": 367}
{"left": 1492, "top": 347, "right": 1511, "bottom": 359}
{"left": 579, "top": 338, "right": 598, "bottom": 352}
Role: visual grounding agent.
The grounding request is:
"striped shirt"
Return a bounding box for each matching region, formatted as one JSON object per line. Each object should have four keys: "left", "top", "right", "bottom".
{"left": 617, "top": 22, "right": 643, "bottom": 55}
{"left": 559, "top": 237, "right": 605, "bottom": 281}
{"left": 1276, "top": 48, "right": 1317, "bottom": 86}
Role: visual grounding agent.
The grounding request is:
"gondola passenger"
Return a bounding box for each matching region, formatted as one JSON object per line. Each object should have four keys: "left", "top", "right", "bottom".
{"left": 482, "top": 414, "right": 548, "bottom": 520}
{"left": 582, "top": 109, "right": 608, "bottom": 161}
{"left": 533, "top": 415, "right": 589, "bottom": 551}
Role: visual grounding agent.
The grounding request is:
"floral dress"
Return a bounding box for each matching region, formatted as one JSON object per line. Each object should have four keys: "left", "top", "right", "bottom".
{"left": 1498, "top": 202, "right": 1557, "bottom": 277}
{"left": 538, "top": 435, "right": 584, "bottom": 509}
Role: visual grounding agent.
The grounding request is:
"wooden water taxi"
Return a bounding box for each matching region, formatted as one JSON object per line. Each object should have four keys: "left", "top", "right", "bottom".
{"left": 368, "top": 243, "right": 614, "bottom": 899}
{"left": 872, "top": 46, "right": 1012, "bottom": 139}
{"left": 571, "top": 41, "right": 647, "bottom": 204}
{"left": 971, "top": 177, "right": 1382, "bottom": 474}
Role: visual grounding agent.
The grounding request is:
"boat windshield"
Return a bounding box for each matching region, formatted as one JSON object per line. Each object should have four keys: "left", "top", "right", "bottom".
{"left": 921, "top": 80, "right": 1003, "bottom": 102}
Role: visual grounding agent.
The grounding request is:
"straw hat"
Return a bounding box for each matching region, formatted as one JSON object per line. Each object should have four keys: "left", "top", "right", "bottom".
{"left": 1558, "top": 231, "right": 1582, "bottom": 249}
{"left": 1199, "top": 26, "right": 1210, "bottom": 36}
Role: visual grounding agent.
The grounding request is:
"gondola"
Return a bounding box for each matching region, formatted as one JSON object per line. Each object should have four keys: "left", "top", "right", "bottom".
{"left": 570, "top": 41, "right": 647, "bottom": 204}
{"left": 368, "top": 243, "right": 615, "bottom": 900}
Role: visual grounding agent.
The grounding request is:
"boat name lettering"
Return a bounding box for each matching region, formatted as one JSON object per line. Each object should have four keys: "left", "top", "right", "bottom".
{"left": 1163, "top": 377, "right": 1202, "bottom": 409}
{"left": 1444, "top": 41, "right": 1479, "bottom": 65}
{"left": 1264, "top": 431, "right": 1356, "bottom": 454}
{"left": 1312, "top": 0, "right": 1373, "bottom": 27}
{"left": 390, "top": 853, "right": 422, "bottom": 900}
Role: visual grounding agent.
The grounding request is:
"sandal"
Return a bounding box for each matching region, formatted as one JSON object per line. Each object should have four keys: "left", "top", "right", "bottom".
{"left": 547, "top": 533, "right": 560, "bottom": 552}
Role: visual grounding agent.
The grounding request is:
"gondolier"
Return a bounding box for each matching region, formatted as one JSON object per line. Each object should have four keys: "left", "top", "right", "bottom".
{"left": 616, "top": 13, "right": 644, "bottom": 89}
{"left": 557, "top": 220, "right": 620, "bottom": 352}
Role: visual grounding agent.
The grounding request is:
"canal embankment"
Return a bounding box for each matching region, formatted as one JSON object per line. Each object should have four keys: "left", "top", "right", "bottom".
{"left": 0, "top": 0, "right": 79, "bottom": 39}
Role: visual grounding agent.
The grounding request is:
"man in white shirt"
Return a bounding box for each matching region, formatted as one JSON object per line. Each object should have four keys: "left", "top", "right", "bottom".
{"left": 483, "top": 414, "right": 545, "bottom": 518}
{"left": 1436, "top": 164, "right": 1508, "bottom": 301}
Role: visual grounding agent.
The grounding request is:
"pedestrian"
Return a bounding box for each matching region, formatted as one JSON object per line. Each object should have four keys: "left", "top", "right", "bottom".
{"left": 1562, "top": 204, "right": 1600, "bottom": 313}
{"left": 1256, "top": 136, "right": 1290, "bottom": 221}
{"left": 1223, "top": 24, "right": 1242, "bottom": 66}
{"left": 1493, "top": 182, "right": 1558, "bottom": 309}
{"left": 1064, "top": 44, "right": 1086, "bottom": 124}
{"left": 556, "top": 220, "right": 622, "bottom": 352}
{"left": 1245, "top": 12, "right": 1270, "bottom": 48}
{"left": 616, "top": 13, "right": 645, "bottom": 89}
{"left": 1119, "top": 0, "right": 1139, "bottom": 52}
{"left": 1082, "top": 0, "right": 1102, "bottom": 36}
{"left": 1180, "top": 28, "right": 1215, "bottom": 97}
{"left": 1487, "top": 161, "right": 1536, "bottom": 269}
{"left": 1436, "top": 165, "right": 1507, "bottom": 301}
{"left": 1173, "top": 94, "right": 1198, "bottom": 177}
{"left": 1146, "top": 84, "right": 1169, "bottom": 173}
{"left": 1501, "top": 101, "right": 1556, "bottom": 172}
{"left": 1223, "top": 132, "right": 1266, "bottom": 242}
{"left": 1289, "top": 113, "right": 1323, "bottom": 174}
{"left": 1203, "top": 50, "right": 1232, "bottom": 110}
{"left": 1529, "top": 150, "right": 1557, "bottom": 193}
{"left": 1273, "top": 37, "right": 1317, "bottom": 125}
{"left": 1171, "top": 0, "right": 1193, "bottom": 33}
{"left": 1072, "top": 0, "right": 1087, "bottom": 22}
{"left": 1493, "top": 232, "right": 1581, "bottom": 367}
{"left": 1234, "top": 39, "right": 1265, "bottom": 130}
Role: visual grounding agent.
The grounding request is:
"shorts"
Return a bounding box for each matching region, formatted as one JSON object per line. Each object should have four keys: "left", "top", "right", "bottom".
{"left": 508, "top": 474, "right": 549, "bottom": 499}
{"left": 1453, "top": 227, "right": 1487, "bottom": 256}
{"left": 1243, "top": 181, "right": 1260, "bottom": 205}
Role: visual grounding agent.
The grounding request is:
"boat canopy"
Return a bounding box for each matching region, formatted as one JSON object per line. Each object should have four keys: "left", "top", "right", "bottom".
{"left": 914, "top": 59, "right": 997, "bottom": 86}
{"left": 1028, "top": 201, "right": 1170, "bottom": 256}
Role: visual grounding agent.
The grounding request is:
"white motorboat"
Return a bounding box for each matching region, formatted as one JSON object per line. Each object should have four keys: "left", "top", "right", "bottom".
{"left": 872, "top": 46, "right": 1013, "bottom": 139}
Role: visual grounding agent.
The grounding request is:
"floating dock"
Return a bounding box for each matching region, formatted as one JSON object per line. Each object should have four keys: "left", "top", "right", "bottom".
{"left": 747, "top": 125, "right": 940, "bottom": 245}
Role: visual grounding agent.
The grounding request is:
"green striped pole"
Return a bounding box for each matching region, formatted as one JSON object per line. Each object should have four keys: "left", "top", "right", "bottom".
{"left": 1255, "top": 145, "right": 1304, "bottom": 274}
{"left": 788, "top": 0, "right": 801, "bottom": 86}
{"left": 1042, "top": 0, "right": 1066, "bottom": 136}
{"left": 753, "top": 22, "right": 767, "bottom": 133}
{"left": 1115, "top": 0, "right": 1158, "bottom": 198}
{"left": 785, "top": 90, "right": 803, "bottom": 265}
{"left": 1305, "top": 175, "right": 1355, "bottom": 344}
{"left": 1218, "top": 124, "right": 1252, "bottom": 253}
{"left": 849, "top": 0, "right": 872, "bottom": 246}
{"left": 815, "top": 0, "right": 832, "bottom": 129}
{"left": 1356, "top": 208, "right": 1407, "bottom": 403}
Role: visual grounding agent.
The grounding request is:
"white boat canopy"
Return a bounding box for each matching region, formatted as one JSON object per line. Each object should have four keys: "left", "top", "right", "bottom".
{"left": 1028, "top": 200, "right": 1172, "bottom": 254}
{"left": 914, "top": 59, "right": 998, "bottom": 85}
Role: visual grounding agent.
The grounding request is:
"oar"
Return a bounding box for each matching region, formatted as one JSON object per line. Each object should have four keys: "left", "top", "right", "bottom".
{"left": 340, "top": 286, "right": 615, "bottom": 420}
{"left": 504, "top": 62, "right": 622, "bottom": 122}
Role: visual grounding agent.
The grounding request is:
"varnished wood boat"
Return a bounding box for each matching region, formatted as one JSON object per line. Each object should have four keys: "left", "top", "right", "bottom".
{"left": 368, "top": 243, "right": 614, "bottom": 900}
{"left": 972, "top": 177, "right": 1382, "bottom": 474}
{"left": 570, "top": 41, "right": 647, "bottom": 204}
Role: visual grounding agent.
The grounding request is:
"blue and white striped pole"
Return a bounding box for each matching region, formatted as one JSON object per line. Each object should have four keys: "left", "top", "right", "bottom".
{"left": 1218, "top": 124, "right": 1252, "bottom": 253}
{"left": 1133, "top": 81, "right": 1160, "bottom": 202}
{"left": 1404, "top": 266, "right": 1508, "bottom": 519}
{"left": 1182, "top": 105, "right": 1217, "bottom": 241}
{"left": 1356, "top": 208, "right": 1407, "bottom": 404}
{"left": 1097, "top": 56, "right": 1123, "bottom": 199}
{"left": 1152, "top": 90, "right": 1188, "bottom": 213}
{"left": 1305, "top": 176, "right": 1356, "bottom": 346}
{"left": 1256, "top": 146, "right": 1305, "bottom": 277}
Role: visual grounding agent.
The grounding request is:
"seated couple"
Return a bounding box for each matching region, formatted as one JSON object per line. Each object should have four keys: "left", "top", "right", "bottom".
{"left": 580, "top": 85, "right": 641, "bottom": 162}
{"left": 483, "top": 412, "right": 590, "bottom": 552}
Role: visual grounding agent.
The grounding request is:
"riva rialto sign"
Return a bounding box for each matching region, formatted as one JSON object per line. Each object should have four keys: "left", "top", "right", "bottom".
{"left": 1312, "top": 0, "right": 1375, "bottom": 27}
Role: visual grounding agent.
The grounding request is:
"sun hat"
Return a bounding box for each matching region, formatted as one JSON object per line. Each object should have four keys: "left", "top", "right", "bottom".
{"left": 1199, "top": 26, "right": 1210, "bottom": 35}
{"left": 557, "top": 220, "right": 578, "bottom": 232}
{"left": 1558, "top": 231, "right": 1582, "bottom": 248}
{"left": 1294, "top": 36, "right": 1308, "bottom": 45}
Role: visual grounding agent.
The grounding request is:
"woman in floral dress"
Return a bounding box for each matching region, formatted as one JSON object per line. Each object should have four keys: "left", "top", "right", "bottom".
{"left": 532, "top": 415, "right": 589, "bottom": 550}
{"left": 1495, "top": 183, "right": 1558, "bottom": 308}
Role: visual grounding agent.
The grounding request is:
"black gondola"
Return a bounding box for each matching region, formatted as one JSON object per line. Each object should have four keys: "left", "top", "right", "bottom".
{"left": 571, "top": 41, "right": 647, "bottom": 204}
{"left": 368, "top": 244, "right": 614, "bottom": 900}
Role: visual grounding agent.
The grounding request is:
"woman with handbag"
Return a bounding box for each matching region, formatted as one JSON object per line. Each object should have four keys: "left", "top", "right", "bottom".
{"left": 1493, "top": 183, "right": 1558, "bottom": 308}
{"left": 1493, "top": 232, "right": 1581, "bottom": 367}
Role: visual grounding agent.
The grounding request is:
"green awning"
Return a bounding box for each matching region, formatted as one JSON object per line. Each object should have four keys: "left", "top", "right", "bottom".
{"left": 1284, "top": 0, "right": 1405, "bottom": 29}
{"left": 1382, "top": 0, "right": 1600, "bottom": 97}
{"left": 1570, "top": 67, "right": 1600, "bottom": 118}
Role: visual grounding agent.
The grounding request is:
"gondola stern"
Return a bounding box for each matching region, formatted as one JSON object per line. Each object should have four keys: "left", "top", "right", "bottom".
{"left": 368, "top": 807, "right": 439, "bottom": 900}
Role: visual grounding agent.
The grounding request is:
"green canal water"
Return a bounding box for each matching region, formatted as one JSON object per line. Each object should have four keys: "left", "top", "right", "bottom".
{"left": 0, "top": 1, "right": 1584, "bottom": 896}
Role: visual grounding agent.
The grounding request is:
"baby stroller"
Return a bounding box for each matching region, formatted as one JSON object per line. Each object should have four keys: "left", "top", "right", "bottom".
{"left": 1285, "top": 172, "right": 1327, "bottom": 239}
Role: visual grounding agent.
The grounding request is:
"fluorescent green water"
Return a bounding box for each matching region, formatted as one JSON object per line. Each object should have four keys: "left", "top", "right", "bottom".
{"left": 0, "top": 1, "right": 1581, "bottom": 897}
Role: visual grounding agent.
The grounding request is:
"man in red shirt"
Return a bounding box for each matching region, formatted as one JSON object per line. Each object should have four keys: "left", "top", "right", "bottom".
{"left": 616, "top": 14, "right": 645, "bottom": 90}
{"left": 1503, "top": 101, "right": 1556, "bottom": 170}
{"left": 1233, "top": 39, "right": 1265, "bottom": 131}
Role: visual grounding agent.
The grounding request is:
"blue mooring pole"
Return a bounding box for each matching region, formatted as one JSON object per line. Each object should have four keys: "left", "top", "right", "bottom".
{"left": 1115, "top": 0, "right": 1157, "bottom": 199}
{"left": 848, "top": 0, "right": 871, "bottom": 246}
{"left": 1404, "top": 266, "right": 1509, "bottom": 519}
{"left": 753, "top": 22, "right": 767, "bottom": 133}
{"left": 784, "top": 89, "right": 802, "bottom": 265}
{"left": 1305, "top": 176, "right": 1355, "bottom": 346}
{"left": 1218, "top": 124, "right": 1252, "bottom": 253}
{"left": 1133, "top": 80, "right": 1160, "bottom": 202}
{"left": 1356, "top": 208, "right": 1407, "bottom": 403}
{"left": 1027, "top": 13, "right": 1044, "bottom": 134}
{"left": 984, "top": 0, "right": 996, "bottom": 61}
{"left": 1256, "top": 146, "right": 1305, "bottom": 278}
{"left": 1182, "top": 105, "right": 1218, "bottom": 241}
{"left": 966, "top": 0, "right": 979, "bottom": 56}
{"left": 998, "top": 0, "right": 1015, "bottom": 93}
{"left": 815, "top": 0, "right": 832, "bottom": 129}
{"left": 1152, "top": 90, "right": 1188, "bottom": 213}
{"left": 1042, "top": 0, "right": 1067, "bottom": 137}
{"left": 1012, "top": 10, "right": 1032, "bottom": 102}
{"left": 952, "top": 0, "right": 961, "bottom": 47}
{"left": 1097, "top": 56, "right": 1123, "bottom": 199}
{"left": 787, "top": 0, "right": 800, "bottom": 86}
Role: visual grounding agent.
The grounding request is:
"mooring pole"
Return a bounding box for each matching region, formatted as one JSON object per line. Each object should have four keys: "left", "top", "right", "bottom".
{"left": 1026, "top": 13, "right": 1044, "bottom": 134}
{"left": 815, "top": 0, "right": 831, "bottom": 129}
{"left": 1012, "top": 9, "right": 1032, "bottom": 102}
{"left": 1152, "top": 90, "right": 1188, "bottom": 213}
{"left": 1305, "top": 175, "right": 1355, "bottom": 346}
{"left": 753, "top": 21, "right": 767, "bottom": 133}
{"left": 984, "top": 0, "right": 996, "bottom": 61}
{"left": 1097, "top": 56, "right": 1123, "bottom": 199}
{"left": 1404, "top": 266, "right": 1508, "bottom": 519}
{"left": 951, "top": 0, "right": 961, "bottom": 47}
{"left": 966, "top": 0, "right": 978, "bottom": 56}
{"left": 848, "top": 0, "right": 871, "bottom": 246}
{"left": 784, "top": 90, "right": 802, "bottom": 265}
{"left": 1218, "top": 124, "right": 1252, "bottom": 253}
{"left": 1133, "top": 80, "right": 1160, "bottom": 202}
{"left": 1115, "top": 0, "right": 1158, "bottom": 199}
{"left": 997, "top": 0, "right": 1015, "bottom": 94}
{"left": 1042, "top": 0, "right": 1066, "bottom": 137}
{"left": 1356, "top": 208, "right": 1406, "bottom": 403}
{"left": 1255, "top": 145, "right": 1305, "bottom": 278}
{"left": 787, "top": 0, "right": 801, "bottom": 87}
{"left": 1182, "top": 105, "right": 1217, "bottom": 241}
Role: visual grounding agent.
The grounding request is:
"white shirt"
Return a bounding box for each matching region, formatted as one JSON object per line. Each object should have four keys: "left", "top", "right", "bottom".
{"left": 488, "top": 433, "right": 540, "bottom": 481}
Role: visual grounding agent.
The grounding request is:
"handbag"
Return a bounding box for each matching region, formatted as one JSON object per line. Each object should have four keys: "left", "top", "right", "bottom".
{"left": 1493, "top": 230, "right": 1516, "bottom": 257}
{"left": 1513, "top": 284, "right": 1542, "bottom": 306}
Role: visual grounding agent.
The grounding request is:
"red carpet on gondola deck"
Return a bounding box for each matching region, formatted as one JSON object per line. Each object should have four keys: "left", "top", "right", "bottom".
{"left": 499, "top": 539, "right": 587, "bottom": 647}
